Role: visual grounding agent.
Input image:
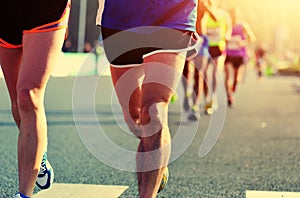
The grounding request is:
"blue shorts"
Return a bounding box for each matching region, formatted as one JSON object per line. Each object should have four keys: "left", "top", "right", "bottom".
{"left": 198, "top": 35, "right": 209, "bottom": 57}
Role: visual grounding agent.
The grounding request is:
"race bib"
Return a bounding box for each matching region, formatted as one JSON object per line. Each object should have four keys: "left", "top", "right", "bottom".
{"left": 227, "top": 35, "right": 243, "bottom": 50}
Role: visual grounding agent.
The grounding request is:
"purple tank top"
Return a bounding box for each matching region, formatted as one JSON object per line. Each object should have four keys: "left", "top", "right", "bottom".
{"left": 226, "top": 23, "right": 247, "bottom": 57}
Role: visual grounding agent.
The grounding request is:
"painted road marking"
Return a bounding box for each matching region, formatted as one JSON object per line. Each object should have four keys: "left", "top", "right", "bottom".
{"left": 246, "top": 190, "right": 300, "bottom": 198}
{"left": 33, "top": 183, "right": 129, "bottom": 198}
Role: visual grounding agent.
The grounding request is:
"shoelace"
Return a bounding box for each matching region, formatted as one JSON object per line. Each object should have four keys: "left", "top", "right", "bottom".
{"left": 38, "top": 154, "right": 47, "bottom": 174}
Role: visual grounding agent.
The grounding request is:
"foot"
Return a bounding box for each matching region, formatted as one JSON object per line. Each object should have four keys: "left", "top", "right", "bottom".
{"left": 187, "top": 109, "right": 200, "bottom": 121}
{"left": 36, "top": 152, "right": 54, "bottom": 190}
{"left": 158, "top": 167, "right": 169, "bottom": 193}
{"left": 227, "top": 95, "right": 235, "bottom": 108}
{"left": 13, "top": 193, "right": 29, "bottom": 198}
{"left": 170, "top": 94, "right": 178, "bottom": 103}
{"left": 211, "top": 98, "right": 218, "bottom": 110}
{"left": 205, "top": 100, "right": 213, "bottom": 115}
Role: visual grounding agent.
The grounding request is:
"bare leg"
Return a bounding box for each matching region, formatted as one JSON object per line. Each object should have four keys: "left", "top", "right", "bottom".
{"left": 110, "top": 53, "right": 185, "bottom": 197}
{"left": 224, "top": 62, "right": 231, "bottom": 98}
{"left": 0, "top": 47, "right": 22, "bottom": 127}
{"left": 211, "top": 57, "right": 219, "bottom": 95}
{"left": 181, "top": 61, "right": 190, "bottom": 95}
{"left": 232, "top": 66, "right": 240, "bottom": 93}
{"left": 110, "top": 66, "right": 144, "bottom": 137}
{"left": 224, "top": 62, "right": 236, "bottom": 107}
{"left": 191, "top": 56, "right": 206, "bottom": 108}
{"left": 182, "top": 61, "right": 192, "bottom": 111}
{"left": 202, "top": 58, "right": 210, "bottom": 102}
{"left": 137, "top": 52, "right": 185, "bottom": 198}
{"left": 1, "top": 29, "right": 66, "bottom": 196}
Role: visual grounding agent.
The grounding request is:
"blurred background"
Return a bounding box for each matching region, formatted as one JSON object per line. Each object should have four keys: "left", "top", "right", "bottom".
{"left": 58, "top": 0, "right": 300, "bottom": 77}
{"left": 225, "top": 0, "right": 300, "bottom": 51}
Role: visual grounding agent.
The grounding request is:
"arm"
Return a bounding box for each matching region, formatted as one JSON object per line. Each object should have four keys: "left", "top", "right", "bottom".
{"left": 96, "top": 0, "right": 105, "bottom": 26}
{"left": 224, "top": 11, "right": 232, "bottom": 42}
{"left": 196, "top": 0, "right": 218, "bottom": 34}
{"left": 198, "top": 0, "right": 218, "bottom": 22}
{"left": 242, "top": 21, "right": 256, "bottom": 43}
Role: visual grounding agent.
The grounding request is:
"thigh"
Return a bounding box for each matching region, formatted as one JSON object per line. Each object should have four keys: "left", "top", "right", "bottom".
{"left": 110, "top": 66, "right": 144, "bottom": 108}
{"left": 232, "top": 57, "right": 244, "bottom": 69}
{"left": 17, "top": 29, "right": 67, "bottom": 92}
{"left": 224, "top": 62, "right": 232, "bottom": 76}
{"left": 0, "top": 47, "right": 22, "bottom": 101}
{"left": 192, "top": 55, "right": 206, "bottom": 72}
{"left": 141, "top": 52, "right": 186, "bottom": 103}
{"left": 110, "top": 65, "right": 145, "bottom": 131}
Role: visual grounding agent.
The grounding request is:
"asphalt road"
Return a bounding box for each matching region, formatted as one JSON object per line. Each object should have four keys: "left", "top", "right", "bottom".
{"left": 0, "top": 70, "right": 299, "bottom": 198}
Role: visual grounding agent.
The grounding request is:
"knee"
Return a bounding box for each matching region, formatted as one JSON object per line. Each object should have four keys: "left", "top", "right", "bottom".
{"left": 140, "top": 101, "right": 168, "bottom": 137}
{"left": 17, "top": 88, "right": 41, "bottom": 113}
{"left": 127, "top": 123, "right": 142, "bottom": 138}
{"left": 123, "top": 111, "right": 142, "bottom": 138}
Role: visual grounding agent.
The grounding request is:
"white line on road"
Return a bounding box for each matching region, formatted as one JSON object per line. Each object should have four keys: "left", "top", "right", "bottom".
{"left": 246, "top": 190, "right": 300, "bottom": 198}
{"left": 33, "top": 183, "right": 129, "bottom": 198}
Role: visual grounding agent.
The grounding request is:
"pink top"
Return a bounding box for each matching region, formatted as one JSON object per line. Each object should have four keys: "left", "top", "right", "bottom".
{"left": 226, "top": 23, "right": 247, "bottom": 58}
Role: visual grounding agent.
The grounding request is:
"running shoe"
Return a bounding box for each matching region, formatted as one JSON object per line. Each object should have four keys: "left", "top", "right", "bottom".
{"left": 36, "top": 152, "right": 54, "bottom": 190}
{"left": 211, "top": 98, "right": 218, "bottom": 110}
{"left": 13, "top": 193, "right": 29, "bottom": 198}
{"left": 205, "top": 100, "right": 213, "bottom": 115}
{"left": 227, "top": 95, "right": 235, "bottom": 108}
{"left": 187, "top": 107, "right": 200, "bottom": 121}
{"left": 158, "top": 167, "right": 169, "bottom": 193}
{"left": 170, "top": 94, "right": 178, "bottom": 103}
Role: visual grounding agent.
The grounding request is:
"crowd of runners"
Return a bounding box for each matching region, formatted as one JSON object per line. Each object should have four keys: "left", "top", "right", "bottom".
{"left": 0, "top": 0, "right": 267, "bottom": 197}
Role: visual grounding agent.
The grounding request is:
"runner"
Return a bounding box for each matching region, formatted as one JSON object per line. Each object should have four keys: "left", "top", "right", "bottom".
{"left": 202, "top": 0, "right": 232, "bottom": 114}
{"left": 255, "top": 44, "right": 267, "bottom": 79}
{"left": 97, "top": 0, "right": 200, "bottom": 197}
{"left": 224, "top": 7, "right": 256, "bottom": 107}
{"left": 0, "top": 1, "right": 70, "bottom": 197}
{"left": 182, "top": 0, "right": 218, "bottom": 121}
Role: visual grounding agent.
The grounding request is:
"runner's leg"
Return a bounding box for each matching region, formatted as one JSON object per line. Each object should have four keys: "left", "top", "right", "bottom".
{"left": 16, "top": 29, "right": 66, "bottom": 196}
{"left": 137, "top": 52, "right": 185, "bottom": 198}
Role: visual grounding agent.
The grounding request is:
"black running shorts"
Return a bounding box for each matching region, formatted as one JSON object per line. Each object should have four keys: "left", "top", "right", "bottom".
{"left": 225, "top": 56, "right": 245, "bottom": 68}
{"left": 101, "top": 26, "right": 194, "bottom": 66}
{"left": 0, "top": 0, "right": 70, "bottom": 48}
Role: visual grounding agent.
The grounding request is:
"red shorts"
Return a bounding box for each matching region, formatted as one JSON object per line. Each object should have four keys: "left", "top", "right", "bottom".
{"left": 208, "top": 46, "right": 223, "bottom": 58}
{"left": 0, "top": 0, "right": 70, "bottom": 48}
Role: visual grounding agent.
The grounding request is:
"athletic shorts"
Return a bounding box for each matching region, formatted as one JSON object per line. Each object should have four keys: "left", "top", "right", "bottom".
{"left": 225, "top": 56, "right": 245, "bottom": 68}
{"left": 101, "top": 26, "right": 200, "bottom": 66}
{"left": 199, "top": 35, "right": 209, "bottom": 58}
{"left": 0, "top": 0, "right": 70, "bottom": 48}
{"left": 208, "top": 46, "right": 223, "bottom": 58}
